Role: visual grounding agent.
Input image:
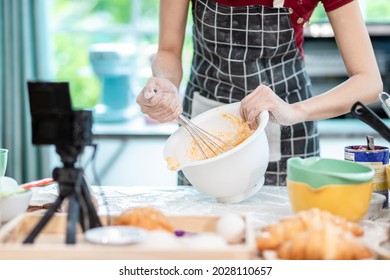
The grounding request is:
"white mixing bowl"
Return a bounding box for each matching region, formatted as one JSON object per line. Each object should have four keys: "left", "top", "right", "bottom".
{"left": 163, "top": 102, "right": 269, "bottom": 203}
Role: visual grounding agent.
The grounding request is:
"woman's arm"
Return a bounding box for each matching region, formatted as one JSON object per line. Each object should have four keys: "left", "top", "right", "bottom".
{"left": 136, "top": 0, "right": 190, "bottom": 123}
{"left": 295, "top": 0, "right": 383, "bottom": 121}
{"left": 241, "top": 1, "right": 383, "bottom": 127}
{"left": 152, "top": 0, "right": 190, "bottom": 88}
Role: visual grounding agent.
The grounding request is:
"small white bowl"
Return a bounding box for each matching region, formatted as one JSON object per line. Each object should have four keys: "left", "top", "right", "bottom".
{"left": 364, "top": 192, "right": 386, "bottom": 220}
{"left": 164, "top": 102, "right": 269, "bottom": 203}
{"left": 0, "top": 190, "right": 32, "bottom": 223}
{"left": 0, "top": 176, "right": 32, "bottom": 223}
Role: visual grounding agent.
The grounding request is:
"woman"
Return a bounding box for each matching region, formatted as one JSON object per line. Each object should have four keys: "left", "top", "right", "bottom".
{"left": 136, "top": 0, "right": 382, "bottom": 186}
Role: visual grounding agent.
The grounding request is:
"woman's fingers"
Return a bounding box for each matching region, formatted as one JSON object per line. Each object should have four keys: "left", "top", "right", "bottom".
{"left": 137, "top": 77, "right": 182, "bottom": 123}
{"left": 241, "top": 85, "right": 272, "bottom": 128}
{"left": 240, "top": 84, "right": 301, "bottom": 126}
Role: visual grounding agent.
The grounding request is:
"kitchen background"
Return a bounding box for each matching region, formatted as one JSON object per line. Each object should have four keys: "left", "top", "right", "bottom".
{"left": 1, "top": 0, "right": 390, "bottom": 186}
{"left": 40, "top": 0, "right": 390, "bottom": 186}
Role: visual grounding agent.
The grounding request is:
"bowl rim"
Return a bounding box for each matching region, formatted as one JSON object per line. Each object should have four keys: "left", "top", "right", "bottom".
{"left": 288, "top": 156, "right": 374, "bottom": 174}
{"left": 0, "top": 189, "right": 32, "bottom": 200}
{"left": 286, "top": 178, "right": 373, "bottom": 190}
{"left": 287, "top": 156, "right": 374, "bottom": 186}
{"left": 166, "top": 102, "right": 269, "bottom": 170}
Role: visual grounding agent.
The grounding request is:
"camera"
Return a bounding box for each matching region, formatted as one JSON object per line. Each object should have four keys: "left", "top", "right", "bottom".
{"left": 27, "top": 81, "right": 92, "bottom": 147}
{"left": 25, "top": 81, "right": 102, "bottom": 244}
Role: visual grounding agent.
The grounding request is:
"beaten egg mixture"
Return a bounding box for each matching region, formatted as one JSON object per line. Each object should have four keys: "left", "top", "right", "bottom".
{"left": 166, "top": 110, "right": 254, "bottom": 170}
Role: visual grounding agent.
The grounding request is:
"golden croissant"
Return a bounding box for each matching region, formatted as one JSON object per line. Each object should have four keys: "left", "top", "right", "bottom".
{"left": 256, "top": 208, "right": 363, "bottom": 250}
{"left": 115, "top": 207, "right": 174, "bottom": 232}
{"left": 277, "top": 224, "right": 373, "bottom": 260}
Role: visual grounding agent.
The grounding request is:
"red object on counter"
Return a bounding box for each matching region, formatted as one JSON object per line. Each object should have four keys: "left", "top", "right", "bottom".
{"left": 21, "top": 178, "right": 55, "bottom": 190}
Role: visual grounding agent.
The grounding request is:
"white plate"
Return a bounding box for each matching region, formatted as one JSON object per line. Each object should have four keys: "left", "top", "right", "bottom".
{"left": 84, "top": 226, "right": 148, "bottom": 245}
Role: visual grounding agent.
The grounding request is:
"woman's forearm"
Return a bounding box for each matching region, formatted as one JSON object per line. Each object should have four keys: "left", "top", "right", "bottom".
{"left": 152, "top": 50, "right": 183, "bottom": 90}
{"left": 294, "top": 1, "right": 383, "bottom": 122}
{"left": 295, "top": 71, "right": 383, "bottom": 121}
{"left": 152, "top": 0, "right": 189, "bottom": 91}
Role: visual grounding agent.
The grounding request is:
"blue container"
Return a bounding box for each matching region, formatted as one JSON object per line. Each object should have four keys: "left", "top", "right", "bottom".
{"left": 345, "top": 145, "right": 389, "bottom": 208}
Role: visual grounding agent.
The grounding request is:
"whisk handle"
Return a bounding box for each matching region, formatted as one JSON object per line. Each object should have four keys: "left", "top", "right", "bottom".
{"left": 177, "top": 115, "right": 190, "bottom": 127}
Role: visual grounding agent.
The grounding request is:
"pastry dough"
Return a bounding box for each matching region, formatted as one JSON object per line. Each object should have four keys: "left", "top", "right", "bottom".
{"left": 256, "top": 208, "right": 363, "bottom": 250}
{"left": 277, "top": 224, "right": 373, "bottom": 260}
{"left": 115, "top": 207, "right": 174, "bottom": 232}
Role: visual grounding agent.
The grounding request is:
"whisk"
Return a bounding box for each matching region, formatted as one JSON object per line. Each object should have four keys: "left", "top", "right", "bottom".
{"left": 177, "top": 114, "right": 233, "bottom": 159}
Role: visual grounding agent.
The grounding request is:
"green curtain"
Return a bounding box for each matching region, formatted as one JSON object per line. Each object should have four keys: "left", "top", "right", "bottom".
{"left": 0, "top": 0, "right": 51, "bottom": 183}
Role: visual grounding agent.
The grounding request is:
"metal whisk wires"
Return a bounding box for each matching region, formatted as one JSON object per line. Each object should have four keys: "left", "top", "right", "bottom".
{"left": 177, "top": 115, "right": 233, "bottom": 159}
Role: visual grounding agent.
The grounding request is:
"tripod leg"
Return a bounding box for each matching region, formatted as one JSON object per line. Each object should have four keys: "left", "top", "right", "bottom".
{"left": 78, "top": 176, "right": 102, "bottom": 231}
{"left": 66, "top": 193, "right": 80, "bottom": 244}
{"left": 23, "top": 195, "right": 65, "bottom": 244}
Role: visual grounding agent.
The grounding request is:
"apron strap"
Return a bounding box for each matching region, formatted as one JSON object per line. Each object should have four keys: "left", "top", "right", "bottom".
{"left": 273, "top": 0, "right": 285, "bottom": 8}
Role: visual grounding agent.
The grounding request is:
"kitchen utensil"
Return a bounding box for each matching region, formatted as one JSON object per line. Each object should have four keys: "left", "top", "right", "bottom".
{"left": 0, "top": 190, "right": 32, "bottom": 223}
{"left": 164, "top": 102, "right": 269, "bottom": 203}
{"left": 0, "top": 177, "right": 32, "bottom": 223}
{"left": 345, "top": 144, "right": 389, "bottom": 207}
{"left": 84, "top": 226, "right": 147, "bottom": 245}
{"left": 379, "top": 92, "right": 390, "bottom": 118}
{"left": 287, "top": 157, "right": 374, "bottom": 189}
{"left": 287, "top": 157, "right": 374, "bottom": 221}
{"left": 286, "top": 179, "right": 373, "bottom": 222}
{"left": 351, "top": 101, "right": 390, "bottom": 142}
{"left": 367, "top": 135, "right": 375, "bottom": 150}
{"left": 177, "top": 114, "right": 233, "bottom": 159}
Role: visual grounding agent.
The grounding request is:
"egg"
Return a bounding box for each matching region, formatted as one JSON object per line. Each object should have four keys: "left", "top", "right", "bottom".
{"left": 216, "top": 213, "right": 245, "bottom": 244}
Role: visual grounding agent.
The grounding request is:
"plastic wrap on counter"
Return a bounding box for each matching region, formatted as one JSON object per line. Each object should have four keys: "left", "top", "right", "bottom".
{"left": 91, "top": 185, "right": 292, "bottom": 228}
{"left": 30, "top": 184, "right": 390, "bottom": 243}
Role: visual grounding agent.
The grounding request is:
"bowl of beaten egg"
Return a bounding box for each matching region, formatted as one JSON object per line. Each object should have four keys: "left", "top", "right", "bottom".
{"left": 163, "top": 102, "right": 269, "bottom": 203}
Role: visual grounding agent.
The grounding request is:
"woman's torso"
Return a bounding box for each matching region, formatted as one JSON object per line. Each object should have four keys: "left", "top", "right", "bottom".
{"left": 195, "top": 0, "right": 354, "bottom": 57}
{"left": 180, "top": 0, "right": 321, "bottom": 187}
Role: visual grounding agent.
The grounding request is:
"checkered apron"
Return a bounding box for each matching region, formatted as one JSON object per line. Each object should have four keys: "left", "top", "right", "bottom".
{"left": 179, "top": 0, "right": 320, "bottom": 186}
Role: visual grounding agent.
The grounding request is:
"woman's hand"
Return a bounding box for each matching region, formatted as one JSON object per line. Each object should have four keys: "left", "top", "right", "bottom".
{"left": 240, "top": 85, "right": 303, "bottom": 129}
{"left": 136, "top": 77, "right": 183, "bottom": 123}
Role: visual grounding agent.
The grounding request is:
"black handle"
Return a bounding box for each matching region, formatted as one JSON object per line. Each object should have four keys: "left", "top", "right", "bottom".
{"left": 351, "top": 101, "right": 390, "bottom": 142}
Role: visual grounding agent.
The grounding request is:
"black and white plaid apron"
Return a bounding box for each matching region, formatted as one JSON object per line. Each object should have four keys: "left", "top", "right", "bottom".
{"left": 179, "top": 0, "right": 320, "bottom": 186}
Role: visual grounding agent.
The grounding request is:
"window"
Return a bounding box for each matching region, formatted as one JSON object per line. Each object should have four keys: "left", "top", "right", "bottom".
{"left": 51, "top": 0, "right": 193, "bottom": 109}
{"left": 51, "top": 0, "right": 389, "bottom": 109}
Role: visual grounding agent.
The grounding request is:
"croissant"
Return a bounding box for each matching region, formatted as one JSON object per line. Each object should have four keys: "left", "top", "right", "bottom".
{"left": 256, "top": 208, "right": 363, "bottom": 250}
{"left": 115, "top": 207, "right": 174, "bottom": 232}
{"left": 296, "top": 208, "right": 363, "bottom": 236}
{"left": 277, "top": 224, "right": 373, "bottom": 260}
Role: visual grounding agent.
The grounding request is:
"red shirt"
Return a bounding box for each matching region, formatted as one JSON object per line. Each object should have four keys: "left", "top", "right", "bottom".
{"left": 211, "top": 0, "right": 354, "bottom": 56}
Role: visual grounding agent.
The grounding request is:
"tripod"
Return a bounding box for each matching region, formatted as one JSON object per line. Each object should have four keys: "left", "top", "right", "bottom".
{"left": 23, "top": 145, "right": 102, "bottom": 244}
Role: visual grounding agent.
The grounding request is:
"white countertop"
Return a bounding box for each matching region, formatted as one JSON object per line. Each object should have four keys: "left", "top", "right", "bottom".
{"left": 26, "top": 183, "right": 390, "bottom": 257}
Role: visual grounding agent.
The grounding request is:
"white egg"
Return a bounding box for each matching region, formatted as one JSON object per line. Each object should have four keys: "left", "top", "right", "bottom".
{"left": 216, "top": 213, "right": 245, "bottom": 244}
